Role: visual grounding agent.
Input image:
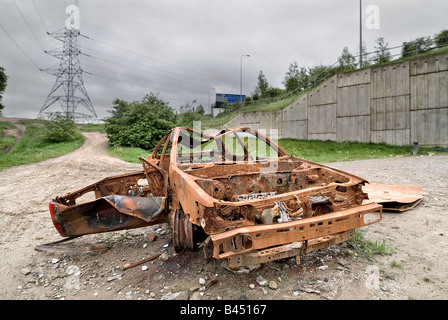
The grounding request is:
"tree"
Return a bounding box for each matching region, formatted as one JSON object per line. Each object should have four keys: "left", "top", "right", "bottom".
{"left": 358, "top": 41, "right": 370, "bottom": 67}
{"left": 177, "top": 100, "right": 205, "bottom": 127}
{"left": 338, "top": 47, "right": 357, "bottom": 71}
{"left": 402, "top": 36, "right": 433, "bottom": 58}
{"left": 104, "top": 93, "right": 177, "bottom": 150}
{"left": 308, "top": 64, "right": 338, "bottom": 87}
{"left": 434, "top": 29, "right": 448, "bottom": 48}
{"left": 43, "top": 112, "right": 80, "bottom": 142}
{"left": 373, "top": 37, "right": 392, "bottom": 64}
{"left": 282, "top": 61, "right": 310, "bottom": 93}
{"left": 0, "top": 67, "right": 7, "bottom": 116}
{"left": 253, "top": 70, "right": 269, "bottom": 99}
{"left": 283, "top": 61, "right": 300, "bottom": 92}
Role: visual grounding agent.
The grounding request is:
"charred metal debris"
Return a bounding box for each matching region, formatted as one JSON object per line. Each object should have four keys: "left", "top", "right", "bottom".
{"left": 44, "top": 127, "right": 387, "bottom": 269}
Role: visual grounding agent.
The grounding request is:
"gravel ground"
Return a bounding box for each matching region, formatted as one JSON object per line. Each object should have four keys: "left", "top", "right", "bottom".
{"left": 0, "top": 132, "right": 447, "bottom": 301}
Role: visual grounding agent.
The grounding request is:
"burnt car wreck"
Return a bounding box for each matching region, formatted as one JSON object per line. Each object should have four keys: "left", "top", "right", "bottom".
{"left": 48, "top": 127, "right": 382, "bottom": 269}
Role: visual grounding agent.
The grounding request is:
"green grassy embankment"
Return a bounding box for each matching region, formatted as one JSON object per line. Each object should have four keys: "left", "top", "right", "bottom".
{"left": 108, "top": 136, "right": 442, "bottom": 164}
{"left": 0, "top": 118, "right": 85, "bottom": 171}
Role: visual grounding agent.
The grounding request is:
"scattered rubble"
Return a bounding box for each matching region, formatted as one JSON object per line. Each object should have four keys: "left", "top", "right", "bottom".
{"left": 13, "top": 228, "right": 399, "bottom": 301}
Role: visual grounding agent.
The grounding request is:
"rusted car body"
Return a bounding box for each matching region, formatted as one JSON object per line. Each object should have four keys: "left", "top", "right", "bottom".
{"left": 49, "top": 127, "right": 382, "bottom": 268}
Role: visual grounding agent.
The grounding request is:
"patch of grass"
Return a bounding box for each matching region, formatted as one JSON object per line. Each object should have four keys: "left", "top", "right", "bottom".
{"left": 16, "top": 118, "right": 46, "bottom": 126}
{"left": 390, "top": 261, "right": 403, "bottom": 268}
{"left": 0, "top": 135, "right": 15, "bottom": 152}
{"left": 107, "top": 145, "right": 150, "bottom": 164}
{"left": 108, "top": 136, "right": 442, "bottom": 164}
{"left": 0, "top": 121, "right": 18, "bottom": 151}
{"left": 348, "top": 229, "right": 394, "bottom": 258}
{"left": 278, "top": 138, "right": 437, "bottom": 163}
{"left": 0, "top": 121, "right": 17, "bottom": 131}
{"left": 0, "top": 125, "right": 85, "bottom": 171}
{"left": 200, "top": 111, "right": 240, "bottom": 128}
{"left": 242, "top": 92, "right": 306, "bottom": 113}
{"left": 79, "top": 123, "right": 106, "bottom": 133}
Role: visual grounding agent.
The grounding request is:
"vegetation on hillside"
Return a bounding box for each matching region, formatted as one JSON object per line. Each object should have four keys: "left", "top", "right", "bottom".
{"left": 0, "top": 117, "right": 84, "bottom": 171}
{"left": 0, "top": 66, "right": 7, "bottom": 116}
{"left": 104, "top": 93, "right": 177, "bottom": 150}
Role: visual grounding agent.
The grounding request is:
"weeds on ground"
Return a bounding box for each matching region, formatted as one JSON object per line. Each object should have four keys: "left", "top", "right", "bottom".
{"left": 348, "top": 229, "right": 394, "bottom": 258}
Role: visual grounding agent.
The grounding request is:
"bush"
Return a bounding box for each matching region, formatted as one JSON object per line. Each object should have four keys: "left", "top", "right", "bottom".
{"left": 104, "top": 93, "right": 177, "bottom": 150}
{"left": 434, "top": 29, "right": 448, "bottom": 48}
{"left": 401, "top": 36, "right": 433, "bottom": 58}
{"left": 43, "top": 113, "right": 80, "bottom": 142}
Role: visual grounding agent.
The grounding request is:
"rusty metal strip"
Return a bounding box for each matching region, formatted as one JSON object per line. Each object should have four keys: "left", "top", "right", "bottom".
{"left": 211, "top": 202, "right": 382, "bottom": 260}
{"left": 35, "top": 237, "right": 110, "bottom": 254}
{"left": 123, "top": 253, "right": 162, "bottom": 270}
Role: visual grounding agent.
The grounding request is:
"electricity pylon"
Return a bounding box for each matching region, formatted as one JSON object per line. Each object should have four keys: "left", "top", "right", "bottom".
{"left": 38, "top": 5, "right": 97, "bottom": 122}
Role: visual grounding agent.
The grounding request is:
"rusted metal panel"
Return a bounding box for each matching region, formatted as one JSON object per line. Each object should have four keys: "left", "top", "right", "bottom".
{"left": 363, "top": 183, "right": 423, "bottom": 212}
{"left": 50, "top": 195, "right": 167, "bottom": 237}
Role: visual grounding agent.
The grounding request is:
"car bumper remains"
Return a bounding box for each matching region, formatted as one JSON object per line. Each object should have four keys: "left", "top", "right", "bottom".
{"left": 209, "top": 202, "right": 382, "bottom": 268}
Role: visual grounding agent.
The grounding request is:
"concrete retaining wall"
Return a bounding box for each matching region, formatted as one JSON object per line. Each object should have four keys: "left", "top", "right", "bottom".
{"left": 216, "top": 52, "right": 448, "bottom": 147}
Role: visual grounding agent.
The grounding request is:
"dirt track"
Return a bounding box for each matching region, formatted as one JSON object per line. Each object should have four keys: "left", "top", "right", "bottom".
{"left": 0, "top": 132, "right": 447, "bottom": 300}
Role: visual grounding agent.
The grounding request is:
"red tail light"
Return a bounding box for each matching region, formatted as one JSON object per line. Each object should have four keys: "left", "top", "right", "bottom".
{"left": 49, "top": 202, "right": 67, "bottom": 237}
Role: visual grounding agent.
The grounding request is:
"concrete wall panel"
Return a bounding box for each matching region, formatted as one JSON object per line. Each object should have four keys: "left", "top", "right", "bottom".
{"left": 411, "top": 71, "right": 448, "bottom": 110}
{"left": 282, "top": 94, "right": 308, "bottom": 121}
{"left": 370, "top": 129, "right": 411, "bottom": 146}
{"left": 410, "top": 54, "right": 448, "bottom": 76}
{"left": 336, "top": 115, "right": 370, "bottom": 143}
{"left": 337, "top": 84, "right": 370, "bottom": 116}
{"left": 283, "top": 120, "right": 308, "bottom": 140}
{"left": 308, "top": 75, "right": 337, "bottom": 106}
{"left": 337, "top": 69, "right": 370, "bottom": 87}
{"left": 371, "top": 62, "right": 409, "bottom": 98}
{"left": 371, "top": 95, "right": 410, "bottom": 131}
{"left": 411, "top": 108, "right": 448, "bottom": 146}
{"left": 308, "top": 104, "right": 336, "bottom": 134}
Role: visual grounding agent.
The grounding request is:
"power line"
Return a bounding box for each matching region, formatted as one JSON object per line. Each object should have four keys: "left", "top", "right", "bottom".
{"left": 87, "top": 71, "right": 206, "bottom": 101}
{"left": 12, "top": 0, "right": 51, "bottom": 62}
{"left": 79, "top": 46, "right": 226, "bottom": 107}
{"left": 83, "top": 62, "right": 210, "bottom": 95}
{"left": 0, "top": 21, "right": 44, "bottom": 72}
{"left": 31, "top": 0, "right": 49, "bottom": 33}
{"left": 82, "top": 47, "right": 216, "bottom": 90}
{"left": 82, "top": 35, "right": 239, "bottom": 86}
{"left": 83, "top": 72, "right": 205, "bottom": 107}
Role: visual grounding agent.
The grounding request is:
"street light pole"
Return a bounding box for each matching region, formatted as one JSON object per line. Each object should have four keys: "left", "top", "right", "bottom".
{"left": 359, "top": 0, "right": 363, "bottom": 68}
{"left": 209, "top": 87, "right": 215, "bottom": 116}
{"left": 240, "top": 54, "right": 250, "bottom": 103}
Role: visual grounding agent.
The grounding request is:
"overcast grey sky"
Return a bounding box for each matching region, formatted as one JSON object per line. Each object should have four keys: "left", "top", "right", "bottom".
{"left": 1, "top": 0, "right": 447, "bottom": 120}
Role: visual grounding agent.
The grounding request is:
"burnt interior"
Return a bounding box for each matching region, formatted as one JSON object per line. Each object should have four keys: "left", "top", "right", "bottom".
{"left": 180, "top": 158, "right": 365, "bottom": 232}
{"left": 185, "top": 160, "right": 351, "bottom": 201}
